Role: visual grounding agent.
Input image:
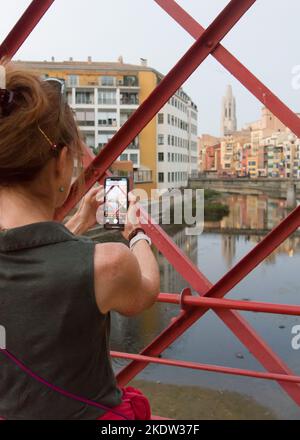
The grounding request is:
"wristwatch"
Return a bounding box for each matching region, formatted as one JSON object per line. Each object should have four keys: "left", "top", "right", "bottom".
{"left": 129, "top": 228, "right": 152, "bottom": 250}
{"left": 128, "top": 228, "right": 146, "bottom": 241}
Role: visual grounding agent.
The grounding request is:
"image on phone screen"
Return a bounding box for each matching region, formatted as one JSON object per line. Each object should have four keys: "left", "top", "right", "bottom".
{"left": 104, "top": 177, "right": 128, "bottom": 229}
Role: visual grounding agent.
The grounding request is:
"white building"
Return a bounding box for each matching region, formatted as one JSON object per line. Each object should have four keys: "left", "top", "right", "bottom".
{"left": 156, "top": 90, "right": 198, "bottom": 191}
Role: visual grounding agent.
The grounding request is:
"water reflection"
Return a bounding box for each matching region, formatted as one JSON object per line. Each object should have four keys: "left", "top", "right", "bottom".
{"left": 206, "top": 193, "right": 299, "bottom": 231}
{"left": 110, "top": 194, "right": 300, "bottom": 419}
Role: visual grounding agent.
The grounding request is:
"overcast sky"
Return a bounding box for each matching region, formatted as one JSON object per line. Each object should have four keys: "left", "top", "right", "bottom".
{"left": 1, "top": 0, "right": 300, "bottom": 136}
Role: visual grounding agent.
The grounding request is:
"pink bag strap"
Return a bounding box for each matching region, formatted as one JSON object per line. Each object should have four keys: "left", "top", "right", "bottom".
{"left": 0, "top": 348, "right": 130, "bottom": 420}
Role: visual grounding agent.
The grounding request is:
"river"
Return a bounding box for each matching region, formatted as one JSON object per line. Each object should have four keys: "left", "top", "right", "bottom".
{"left": 96, "top": 193, "right": 300, "bottom": 419}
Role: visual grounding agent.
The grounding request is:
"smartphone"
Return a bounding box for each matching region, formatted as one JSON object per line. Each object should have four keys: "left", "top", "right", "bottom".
{"left": 104, "top": 177, "right": 129, "bottom": 230}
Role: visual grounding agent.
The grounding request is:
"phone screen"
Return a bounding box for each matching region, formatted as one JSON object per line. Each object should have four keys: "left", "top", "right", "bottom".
{"left": 104, "top": 177, "right": 129, "bottom": 229}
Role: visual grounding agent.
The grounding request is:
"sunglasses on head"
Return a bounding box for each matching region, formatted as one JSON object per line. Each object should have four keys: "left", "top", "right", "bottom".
{"left": 0, "top": 76, "right": 68, "bottom": 155}
{"left": 38, "top": 77, "right": 68, "bottom": 154}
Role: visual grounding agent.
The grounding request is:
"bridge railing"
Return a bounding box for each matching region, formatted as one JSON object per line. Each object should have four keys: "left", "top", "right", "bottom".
{"left": 1, "top": 0, "right": 300, "bottom": 412}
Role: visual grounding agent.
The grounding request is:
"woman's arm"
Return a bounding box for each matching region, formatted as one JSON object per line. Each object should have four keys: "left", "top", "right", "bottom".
{"left": 94, "top": 194, "right": 160, "bottom": 316}
{"left": 94, "top": 241, "right": 160, "bottom": 317}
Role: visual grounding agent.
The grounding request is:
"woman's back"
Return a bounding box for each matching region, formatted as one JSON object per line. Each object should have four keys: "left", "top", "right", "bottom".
{"left": 0, "top": 221, "right": 122, "bottom": 420}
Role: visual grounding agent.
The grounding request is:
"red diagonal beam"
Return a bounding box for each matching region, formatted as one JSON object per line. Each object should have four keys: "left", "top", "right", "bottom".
{"left": 0, "top": 0, "right": 55, "bottom": 60}
{"left": 155, "top": 0, "right": 300, "bottom": 138}
{"left": 3, "top": 0, "right": 299, "bottom": 406}
{"left": 55, "top": 0, "right": 256, "bottom": 220}
{"left": 118, "top": 189, "right": 300, "bottom": 405}
{"left": 116, "top": 0, "right": 300, "bottom": 404}
{"left": 69, "top": 3, "right": 300, "bottom": 404}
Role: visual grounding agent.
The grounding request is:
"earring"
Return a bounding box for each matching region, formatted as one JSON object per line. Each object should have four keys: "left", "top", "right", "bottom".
{"left": 59, "top": 186, "right": 65, "bottom": 193}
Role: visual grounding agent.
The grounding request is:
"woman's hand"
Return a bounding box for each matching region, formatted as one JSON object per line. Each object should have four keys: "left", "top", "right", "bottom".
{"left": 122, "top": 192, "right": 143, "bottom": 241}
{"left": 65, "top": 185, "right": 104, "bottom": 235}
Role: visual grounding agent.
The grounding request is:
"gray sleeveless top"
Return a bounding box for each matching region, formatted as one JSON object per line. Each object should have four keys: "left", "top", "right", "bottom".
{"left": 0, "top": 221, "right": 122, "bottom": 420}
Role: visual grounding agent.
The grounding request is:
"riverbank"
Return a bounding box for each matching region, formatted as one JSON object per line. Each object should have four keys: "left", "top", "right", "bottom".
{"left": 129, "top": 380, "right": 276, "bottom": 420}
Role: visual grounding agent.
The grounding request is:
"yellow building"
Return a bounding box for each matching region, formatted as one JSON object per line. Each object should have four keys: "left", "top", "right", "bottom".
{"left": 247, "top": 156, "right": 258, "bottom": 178}
{"left": 14, "top": 58, "right": 198, "bottom": 197}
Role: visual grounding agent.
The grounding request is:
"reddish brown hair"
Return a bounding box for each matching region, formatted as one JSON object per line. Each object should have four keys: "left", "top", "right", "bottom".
{"left": 0, "top": 65, "right": 83, "bottom": 186}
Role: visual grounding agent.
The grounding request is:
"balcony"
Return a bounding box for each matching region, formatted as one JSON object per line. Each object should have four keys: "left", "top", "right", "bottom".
{"left": 134, "top": 170, "right": 153, "bottom": 183}
{"left": 122, "top": 76, "right": 139, "bottom": 87}
{"left": 120, "top": 93, "right": 139, "bottom": 106}
{"left": 98, "top": 98, "right": 117, "bottom": 106}
{"left": 75, "top": 92, "right": 94, "bottom": 105}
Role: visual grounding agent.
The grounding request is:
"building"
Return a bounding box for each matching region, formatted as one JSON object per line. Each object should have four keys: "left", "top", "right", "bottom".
{"left": 15, "top": 57, "right": 198, "bottom": 197}
{"left": 156, "top": 91, "right": 198, "bottom": 191}
{"left": 221, "top": 85, "right": 237, "bottom": 136}
{"left": 220, "top": 132, "right": 250, "bottom": 175}
{"left": 197, "top": 134, "right": 221, "bottom": 173}
{"left": 261, "top": 131, "right": 300, "bottom": 178}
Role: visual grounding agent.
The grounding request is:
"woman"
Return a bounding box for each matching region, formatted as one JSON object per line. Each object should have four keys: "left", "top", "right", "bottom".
{"left": 0, "top": 64, "right": 160, "bottom": 420}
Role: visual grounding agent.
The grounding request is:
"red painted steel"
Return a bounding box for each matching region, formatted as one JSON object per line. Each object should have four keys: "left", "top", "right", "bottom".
{"left": 55, "top": 0, "right": 256, "bottom": 219}
{"left": 158, "top": 293, "right": 300, "bottom": 316}
{"left": 112, "top": 351, "right": 300, "bottom": 384}
{"left": 155, "top": 0, "right": 300, "bottom": 138}
{"left": 0, "top": 0, "right": 55, "bottom": 60}
{"left": 52, "top": 0, "right": 300, "bottom": 405}
{"left": 2, "top": 0, "right": 300, "bottom": 410}
{"left": 117, "top": 207, "right": 300, "bottom": 405}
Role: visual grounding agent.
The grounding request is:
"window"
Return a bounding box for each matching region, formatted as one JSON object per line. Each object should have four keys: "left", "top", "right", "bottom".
{"left": 120, "top": 154, "right": 128, "bottom": 161}
{"left": 76, "top": 91, "right": 94, "bottom": 105}
{"left": 130, "top": 153, "right": 138, "bottom": 165}
{"left": 158, "top": 113, "right": 164, "bottom": 124}
{"left": 98, "top": 132, "right": 115, "bottom": 148}
{"left": 158, "top": 172, "right": 164, "bottom": 183}
{"left": 98, "top": 90, "right": 116, "bottom": 105}
{"left": 98, "top": 111, "right": 117, "bottom": 127}
{"left": 134, "top": 170, "right": 153, "bottom": 183}
{"left": 123, "top": 76, "right": 139, "bottom": 87}
{"left": 76, "top": 110, "right": 95, "bottom": 126}
{"left": 100, "top": 76, "right": 116, "bottom": 87}
{"left": 68, "top": 75, "right": 78, "bottom": 87}
{"left": 158, "top": 152, "right": 164, "bottom": 162}
{"left": 120, "top": 92, "right": 139, "bottom": 105}
{"left": 158, "top": 134, "right": 164, "bottom": 145}
{"left": 83, "top": 133, "right": 95, "bottom": 149}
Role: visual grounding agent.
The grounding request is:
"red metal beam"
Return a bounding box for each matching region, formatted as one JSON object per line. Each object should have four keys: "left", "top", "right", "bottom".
{"left": 3, "top": 0, "right": 300, "bottom": 408}
{"left": 114, "top": 0, "right": 300, "bottom": 405}
{"left": 112, "top": 351, "right": 300, "bottom": 384}
{"left": 60, "top": 2, "right": 300, "bottom": 405}
{"left": 158, "top": 293, "right": 300, "bottom": 316}
{"left": 155, "top": 0, "right": 300, "bottom": 138}
{"left": 55, "top": 0, "right": 256, "bottom": 219}
{"left": 118, "top": 205, "right": 300, "bottom": 405}
{"left": 0, "top": 0, "right": 55, "bottom": 60}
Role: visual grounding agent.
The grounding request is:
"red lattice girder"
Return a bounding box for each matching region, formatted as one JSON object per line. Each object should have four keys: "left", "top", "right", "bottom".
{"left": 0, "top": 0, "right": 55, "bottom": 60}
{"left": 55, "top": 0, "right": 257, "bottom": 218}
{"left": 155, "top": 0, "right": 300, "bottom": 138}
{"left": 1, "top": 0, "right": 300, "bottom": 408}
